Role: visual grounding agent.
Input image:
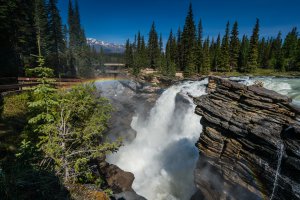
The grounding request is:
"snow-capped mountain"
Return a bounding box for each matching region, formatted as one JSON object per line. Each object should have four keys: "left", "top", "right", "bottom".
{"left": 87, "top": 38, "right": 125, "bottom": 54}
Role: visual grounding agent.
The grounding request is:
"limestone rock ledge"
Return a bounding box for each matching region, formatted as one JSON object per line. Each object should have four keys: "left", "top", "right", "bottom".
{"left": 193, "top": 76, "right": 300, "bottom": 200}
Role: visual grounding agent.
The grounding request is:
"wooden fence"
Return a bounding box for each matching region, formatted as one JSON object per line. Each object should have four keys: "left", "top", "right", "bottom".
{"left": 0, "top": 77, "right": 84, "bottom": 93}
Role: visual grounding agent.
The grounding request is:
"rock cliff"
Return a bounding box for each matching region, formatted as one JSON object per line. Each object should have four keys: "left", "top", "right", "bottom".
{"left": 193, "top": 76, "right": 300, "bottom": 200}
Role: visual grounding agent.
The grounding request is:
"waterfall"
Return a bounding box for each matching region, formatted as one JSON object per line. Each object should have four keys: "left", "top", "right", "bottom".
{"left": 108, "top": 79, "right": 208, "bottom": 200}
{"left": 270, "top": 143, "right": 285, "bottom": 200}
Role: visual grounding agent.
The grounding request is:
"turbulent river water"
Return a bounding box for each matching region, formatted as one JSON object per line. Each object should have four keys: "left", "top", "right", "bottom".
{"left": 104, "top": 77, "right": 300, "bottom": 200}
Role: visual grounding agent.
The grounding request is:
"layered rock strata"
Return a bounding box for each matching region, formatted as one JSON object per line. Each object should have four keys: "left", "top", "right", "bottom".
{"left": 193, "top": 76, "right": 300, "bottom": 200}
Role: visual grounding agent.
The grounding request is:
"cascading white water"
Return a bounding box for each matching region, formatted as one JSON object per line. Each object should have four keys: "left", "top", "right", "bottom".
{"left": 270, "top": 143, "right": 285, "bottom": 200}
{"left": 238, "top": 77, "right": 300, "bottom": 106}
{"left": 108, "top": 79, "right": 208, "bottom": 200}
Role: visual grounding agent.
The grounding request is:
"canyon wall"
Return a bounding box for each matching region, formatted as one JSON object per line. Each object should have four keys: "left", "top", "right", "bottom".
{"left": 193, "top": 76, "right": 300, "bottom": 200}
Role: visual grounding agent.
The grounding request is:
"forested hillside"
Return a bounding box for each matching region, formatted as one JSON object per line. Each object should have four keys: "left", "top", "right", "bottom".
{"left": 0, "top": 0, "right": 117, "bottom": 79}
{"left": 125, "top": 3, "right": 300, "bottom": 77}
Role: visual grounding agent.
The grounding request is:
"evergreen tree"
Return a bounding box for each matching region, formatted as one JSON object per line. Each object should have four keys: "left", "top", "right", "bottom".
{"left": 181, "top": 3, "right": 196, "bottom": 77}
{"left": 176, "top": 27, "right": 183, "bottom": 71}
{"left": 0, "top": 0, "right": 37, "bottom": 77}
{"left": 125, "top": 39, "right": 134, "bottom": 68}
{"left": 212, "top": 34, "right": 222, "bottom": 72}
{"left": 238, "top": 35, "right": 250, "bottom": 72}
{"left": 201, "top": 37, "right": 211, "bottom": 74}
{"left": 34, "top": 0, "right": 50, "bottom": 57}
{"left": 195, "top": 19, "right": 203, "bottom": 73}
{"left": 258, "top": 37, "right": 266, "bottom": 67}
{"left": 47, "top": 0, "right": 66, "bottom": 75}
{"left": 247, "top": 18, "right": 260, "bottom": 72}
{"left": 209, "top": 37, "right": 215, "bottom": 68}
{"left": 282, "top": 27, "right": 298, "bottom": 71}
{"left": 273, "top": 32, "right": 285, "bottom": 71}
{"left": 67, "top": 0, "right": 92, "bottom": 77}
{"left": 147, "top": 22, "right": 160, "bottom": 69}
{"left": 165, "top": 30, "right": 177, "bottom": 77}
{"left": 221, "top": 22, "right": 230, "bottom": 71}
{"left": 296, "top": 39, "right": 300, "bottom": 70}
{"left": 261, "top": 38, "right": 272, "bottom": 68}
{"left": 229, "top": 21, "right": 240, "bottom": 71}
{"left": 141, "top": 36, "right": 148, "bottom": 67}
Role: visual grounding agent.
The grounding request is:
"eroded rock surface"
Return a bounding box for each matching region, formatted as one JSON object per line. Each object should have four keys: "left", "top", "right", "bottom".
{"left": 193, "top": 76, "right": 300, "bottom": 200}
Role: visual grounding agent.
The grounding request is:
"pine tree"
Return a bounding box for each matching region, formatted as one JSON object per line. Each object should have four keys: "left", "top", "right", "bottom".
{"left": 221, "top": 22, "right": 230, "bottom": 71}
{"left": 195, "top": 19, "right": 203, "bottom": 73}
{"left": 141, "top": 36, "right": 148, "bottom": 68}
{"left": 258, "top": 37, "right": 266, "bottom": 67}
{"left": 247, "top": 18, "right": 260, "bottom": 72}
{"left": 201, "top": 37, "right": 211, "bottom": 74}
{"left": 181, "top": 3, "right": 196, "bottom": 77}
{"left": 34, "top": 0, "right": 50, "bottom": 57}
{"left": 282, "top": 27, "right": 298, "bottom": 71}
{"left": 176, "top": 27, "right": 183, "bottom": 71}
{"left": 229, "top": 21, "right": 240, "bottom": 71}
{"left": 147, "top": 22, "right": 160, "bottom": 69}
{"left": 295, "top": 39, "right": 300, "bottom": 71}
{"left": 0, "top": 0, "right": 37, "bottom": 77}
{"left": 125, "top": 39, "right": 132, "bottom": 68}
{"left": 47, "top": 0, "right": 66, "bottom": 75}
{"left": 165, "top": 30, "right": 177, "bottom": 77}
{"left": 238, "top": 35, "right": 250, "bottom": 72}
{"left": 273, "top": 32, "right": 285, "bottom": 71}
{"left": 212, "top": 34, "right": 222, "bottom": 72}
{"left": 261, "top": 38, "right": 272, "bottom": 68}
{"left": 67, "top": 0, "right": 92, "bottom": 77}
{"left": 209, "top": 37, "right": 215, "bottom": 68}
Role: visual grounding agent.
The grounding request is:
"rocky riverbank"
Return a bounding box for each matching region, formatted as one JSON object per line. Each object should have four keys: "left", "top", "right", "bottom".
{"left": 193, "top": 76, "right": 300, "bottom": 200}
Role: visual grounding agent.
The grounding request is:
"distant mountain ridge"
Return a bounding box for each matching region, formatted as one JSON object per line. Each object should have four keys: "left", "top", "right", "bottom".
{"left": 87, "top": 38, "right": 125, "bottom": 54}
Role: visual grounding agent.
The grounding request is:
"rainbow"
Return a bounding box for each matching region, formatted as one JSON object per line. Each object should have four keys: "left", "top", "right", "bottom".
{"left": 59, "top": 75, "right": 131, "bottom": 89}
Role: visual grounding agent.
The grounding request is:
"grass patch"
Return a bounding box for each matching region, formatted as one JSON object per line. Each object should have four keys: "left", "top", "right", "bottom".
{"left": 2, "top": 92, "right": 30, "bottom": 120}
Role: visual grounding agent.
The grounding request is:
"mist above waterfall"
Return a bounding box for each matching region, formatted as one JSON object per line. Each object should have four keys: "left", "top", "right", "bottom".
{"left": 108, "top": 80, "right": 208, "bottom": 200}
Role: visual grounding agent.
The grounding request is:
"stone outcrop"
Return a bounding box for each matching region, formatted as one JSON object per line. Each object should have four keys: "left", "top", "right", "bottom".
{"left": 193, "top": 76, "right": 300, "bottom": 200}
{"left": 101, "top": 162, "right": 135, "bottom": 193}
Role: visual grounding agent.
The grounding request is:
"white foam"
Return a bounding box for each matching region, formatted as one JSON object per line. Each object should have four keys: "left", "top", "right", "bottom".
{"left": 108, "top": 79, "right": 208, "bottom": 200}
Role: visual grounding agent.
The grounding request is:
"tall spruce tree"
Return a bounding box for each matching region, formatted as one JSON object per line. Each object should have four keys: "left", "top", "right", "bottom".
{"left": 229, "top": 21, "right": 240, "bottom": 71}
{"left": 125, "top": 39, "right": 134, "bottom": 68}
{"left": 181, "top": 3, "right": 196, "bottom": 77}
{"left": 212, "top": 34, "right": 222, "bottom": 72}
{"left": 34, "top": 0, "right": 50, "bottom": 57}
{"left": 238, "top": 35, "right": 250, "bottom": 72}
{"left": 67, "top": 0, "right": 92, "bottom": 77}
{"left": 296, "top": 38, "right": 300, "bottom": 70}
{"left": 195, "top": 19, "right": 203, "bottom": 73}
{"left": 147, "top": 22, "right": 160, "bottom": 69}
{"left": 261, "top": 38, "right": 272, "bottom": 68}
{"left": 47, "top": 0, "right": 66, "bottom": 75}
{"left": 202, "top": 37, "right": 211, "bottom": 74}
{"left": 141, "top": 36, "right": 148, "bottom": 67}
{"left": 273, "top": 32, "right": 285, "bottom": 71}
{"left": 0, "top": 0, "right": 37, "bottom": 77}
{"left": 247, "top": 18, "right": 260, "bottom": 72}
{"left": 176, "top": 27, "right": 183, "bottom": 70}
{"left": 221, "top": 21, "right": 230, "bottom": 71}
{"left": 258, "top": 37, "right": 266, "bottom": 67}
{"left": 282, "top": 27, "right": 298, "bottom": 71}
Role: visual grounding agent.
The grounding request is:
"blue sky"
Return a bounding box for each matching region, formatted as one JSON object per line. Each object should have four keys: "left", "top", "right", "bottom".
{"left": 58, "top": 0, "right": 300, "bottom": 44}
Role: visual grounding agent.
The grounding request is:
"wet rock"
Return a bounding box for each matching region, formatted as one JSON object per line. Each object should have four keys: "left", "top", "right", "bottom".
{"left": 101, "top": 163, "right": 135, "bottom": 193}
{"left": 112, "top": 191, "right": 147, "bottom": 200}
{"left": 193, "top": 76, "right": 300, "bottom": 200}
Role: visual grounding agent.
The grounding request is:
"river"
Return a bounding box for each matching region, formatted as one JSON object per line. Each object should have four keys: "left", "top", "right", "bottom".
{"left": 101, "top": 76, "right": 300, "bottom": 200}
